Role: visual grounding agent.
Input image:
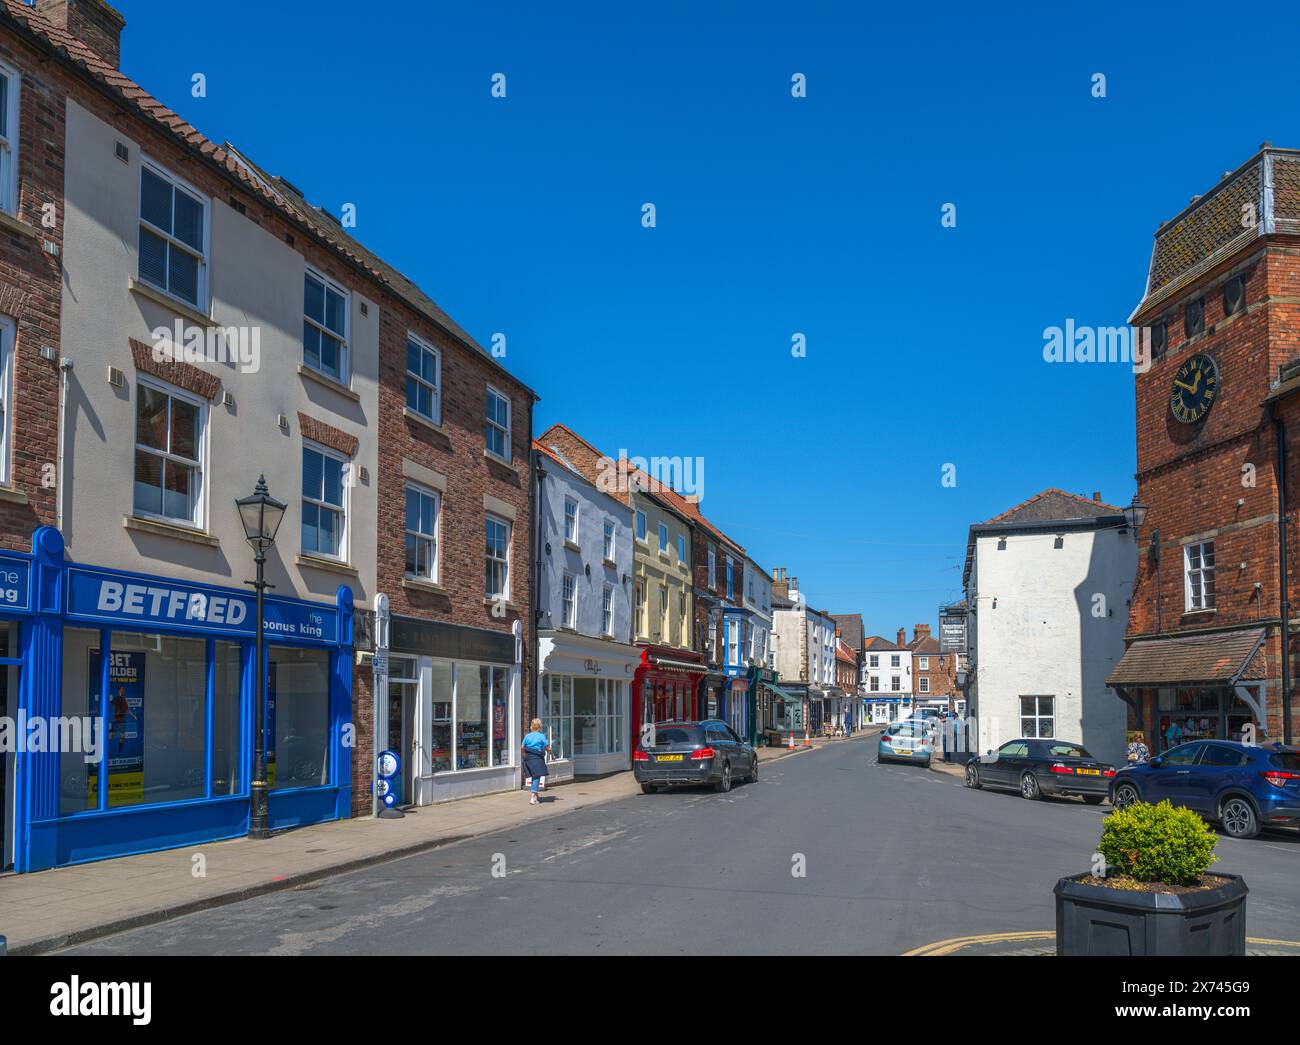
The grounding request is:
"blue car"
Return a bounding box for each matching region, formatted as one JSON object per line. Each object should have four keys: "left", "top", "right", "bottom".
{"left": 1110, "top": 740, "right": 1300, "bottom": 839}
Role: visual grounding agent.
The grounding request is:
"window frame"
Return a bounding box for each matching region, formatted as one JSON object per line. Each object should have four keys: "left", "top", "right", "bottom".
{"left": 564, "top": 496, "right": 579, "bottom": 545}
{"left": 708, "top": 547, "right": 717, "bottom": 589}
{"left": 485, "top": 513, "right": 512, "bottom": 600}
{"left": 404, "top": 331, "right": 441, "bottom": 424}
{"left": 602, "top": 583, "right": 615, "bottom": 636}
{"left": 138, "top": 157, "right": 211, "bottom": 312}
{"left": 0, "top": 59, "right": 19, "bottom": 217}
{"left": 635, "top": 509, "right": 647, "bottom": 543}
{"left": 485, "top": 385, "right": 512, "bottom": 463}
{"left": 1184, "top": 540, "right": 1216, "bottom": 611}
{"left": 303, "top": 265, "right": 351, "bottom": 384}
{"left": 403, "top": 482, "right": 441, "bottom": 582}
{"left": 132, "top": 374, "right": 207, "bottom": 529}
{"left": 1019, "top": 694, "right": 1055, "bottom": 739}
{"left": 561, "top": 572, "right": 577, "bottom": 629}
{"left": 658, "top": 522, "right": 669, "bottom": 555}
{"left": 0, "top": 314, "right": 13, "bottom": 486}
{"left": 301, "top": 439, "right": 350, "bottom": 562}
{"left": 603, "top": 519, "right": 616, "bottom": 562}
{"left": 919, "top": 677, "right": 929, "bottom": 693}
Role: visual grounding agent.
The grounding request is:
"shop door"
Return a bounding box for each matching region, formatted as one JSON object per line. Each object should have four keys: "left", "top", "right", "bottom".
{"left": 0, "top": 623, "right": 18, "bottom": 870}
{"left": 387, "top": 680, "right": 416, "bottom": 807}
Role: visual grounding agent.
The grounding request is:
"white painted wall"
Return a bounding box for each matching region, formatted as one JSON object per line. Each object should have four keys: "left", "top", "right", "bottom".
{"left": 967, "top": 525, "right": 1135, "bottom": 765}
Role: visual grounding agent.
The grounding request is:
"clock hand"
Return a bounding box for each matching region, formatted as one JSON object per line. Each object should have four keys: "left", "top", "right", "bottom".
{"left": 1173, "top": 378, "right": 1197, "bottom": 393}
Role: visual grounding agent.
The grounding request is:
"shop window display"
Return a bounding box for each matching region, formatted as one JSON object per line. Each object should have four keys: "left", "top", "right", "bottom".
{"left": 268, "top": 646, "right": 330, "bottom": 791}
{"left": 429, "top": 661, "right": 453, "bottom": 772}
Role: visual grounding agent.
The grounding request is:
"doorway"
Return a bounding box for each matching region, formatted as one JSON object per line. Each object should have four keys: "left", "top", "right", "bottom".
{"left": 386, "top": 657, "right": 418, "bottom": 808}
{"left": 0, "top": 622, "right": 21, "bottom": 870}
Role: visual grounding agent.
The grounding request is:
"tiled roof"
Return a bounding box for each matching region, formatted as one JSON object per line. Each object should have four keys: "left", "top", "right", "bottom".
{"left": 1106, "top": 629, "right": 1266, "bottom": 687}
{"left": 864, "top": 635, "right": 905, "bottom": 652}
{"left": 908, "top": 636, "right": 940, "bottom": 655}
{"left": 829, "top": 613, "right": 864, "bottom": 650}
{"left": 984, "top": 488, "right": 1120, "bottom": 525}
{"left": 0, "top": 0, "right": 535, "bottom": 398}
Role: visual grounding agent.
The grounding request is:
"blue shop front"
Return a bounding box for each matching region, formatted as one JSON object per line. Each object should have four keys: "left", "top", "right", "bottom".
{"left": 0, "top": 528, "right": 354, "bottom": 873}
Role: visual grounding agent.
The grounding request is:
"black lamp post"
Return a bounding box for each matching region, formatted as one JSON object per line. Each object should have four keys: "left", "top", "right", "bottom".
{"left": 236, "top": 475, "right": 286, "bottom": 840}
{"left": 1123, "top": 495, "right": 1149, "bottom": 537}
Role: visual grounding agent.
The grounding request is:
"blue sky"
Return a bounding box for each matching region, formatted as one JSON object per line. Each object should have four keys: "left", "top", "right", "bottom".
{"left": 120, "top": 0, "right": 1300, "bottom": 639}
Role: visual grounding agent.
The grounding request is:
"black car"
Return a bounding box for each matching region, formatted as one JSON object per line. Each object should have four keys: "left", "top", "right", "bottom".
{"left": 633, "top": 719, "right": 758, "bottom": 794}
{"left": 964, "top": 738, "right": 1116, "bottom": 802}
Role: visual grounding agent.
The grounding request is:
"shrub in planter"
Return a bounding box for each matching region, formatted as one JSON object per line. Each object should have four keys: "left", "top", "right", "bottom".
{"left": 1097, "top": 799, "right": 1217, "bottom": 885}
{"left": 1055, "top": 800, "right": 1246, "bottom": 956}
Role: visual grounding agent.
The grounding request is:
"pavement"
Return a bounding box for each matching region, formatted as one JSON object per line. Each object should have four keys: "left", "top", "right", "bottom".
{"left": 45, "top": 731, "right": 1300, "bottom": 956}
{"left": 0, "top": 738, "right": 813, "bottom": 955}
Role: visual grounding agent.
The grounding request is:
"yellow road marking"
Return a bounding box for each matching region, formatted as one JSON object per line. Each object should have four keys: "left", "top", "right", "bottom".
{"left": 905, "top": 931, "right": 1300, "bottom": 955}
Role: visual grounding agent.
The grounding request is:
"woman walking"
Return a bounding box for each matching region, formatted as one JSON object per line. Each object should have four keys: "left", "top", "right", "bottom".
{"left": 522, "top": 718, "right": 550, "bottom": 806}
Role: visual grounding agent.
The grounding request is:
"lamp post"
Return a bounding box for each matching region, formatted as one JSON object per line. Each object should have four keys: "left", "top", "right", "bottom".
{"left": 236, "top": 475, "right": 286, "bottom": 840}
{"left": 1122, "top": 495, "right": 1149, "bottom": 537}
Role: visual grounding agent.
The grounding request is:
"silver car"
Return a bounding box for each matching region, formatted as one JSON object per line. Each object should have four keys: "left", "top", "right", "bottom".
{"left": 877, "top": 721, "right": 933, "bottom": 765}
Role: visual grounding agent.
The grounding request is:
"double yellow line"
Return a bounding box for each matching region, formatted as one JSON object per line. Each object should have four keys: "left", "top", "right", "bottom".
{"left": 904, "top": 931, "right": 1300, "bottom": 956}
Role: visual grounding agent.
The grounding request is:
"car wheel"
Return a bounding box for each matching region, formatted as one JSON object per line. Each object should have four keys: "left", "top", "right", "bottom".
{"left": 1219, "top": 795, "right": 1260, "bottom": 839}
{"left": 1020, "top": 772, "right": 1042, "bottom": 801}
{"left": 748, "top": 759, "right": 759, "bottom": 784}
{"left": 1082, "top": 795, "right": 1105, "bottom": 805}
{"left": 713, "top": 761, "right": 732, "bottom": 793}
{"left": 964, "top": 763, "right": 980, "bottom": 789}
{"left": 1112, "top": 782, "right": 1140, "bottom": 809}
{"left": 640, "top": 782, "right": 656, "bottom": 795}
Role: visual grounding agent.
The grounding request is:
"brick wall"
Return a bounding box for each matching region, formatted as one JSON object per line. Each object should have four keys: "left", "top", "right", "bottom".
{"left": 0, "top": 27, "right": 64, "bottom": 549}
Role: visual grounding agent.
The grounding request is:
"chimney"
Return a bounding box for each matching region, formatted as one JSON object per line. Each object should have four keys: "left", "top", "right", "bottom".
{"left": 915, "top": 624, "right": 931, "bottom": 641}
{"left": 790, "top": 576, "right": 799, "bottom": 593}
{"left": 896, "top": 627, "right": 906, "bottom": 647}
{"left": 1092, "top": 490, "right": 1101, "bottom": 502}
{"left": 36, "top": 1, "right": 125, "bottom": 68}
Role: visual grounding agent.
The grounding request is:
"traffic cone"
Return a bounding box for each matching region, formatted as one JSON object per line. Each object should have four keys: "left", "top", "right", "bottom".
{"left": 787, "top": 731, "right": 796, "bottom": 751}
{"left": 803, "top": 729, "right": 812, "bottom": 748}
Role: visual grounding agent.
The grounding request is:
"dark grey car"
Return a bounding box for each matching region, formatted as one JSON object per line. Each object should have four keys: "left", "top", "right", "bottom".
{"left": 633, "top": 719, "right": 758, "bottom": 794}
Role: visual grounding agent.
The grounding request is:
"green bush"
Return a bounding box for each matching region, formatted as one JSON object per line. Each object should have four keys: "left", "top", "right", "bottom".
{"left": 1098, "top": 800, "right": 1218, "bottom": 885}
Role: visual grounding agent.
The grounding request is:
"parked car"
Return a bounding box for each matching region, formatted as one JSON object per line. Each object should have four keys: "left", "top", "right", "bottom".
{"left": 633, "top": 719, "right": 758, "bottom": 794}
{"left": 1110, "top": 740, "right": 1300, "bottom": 840}
{"left": 878, "top": 720, "right": 933, "bottom": 765}
{"left": 964, "top": 738, "right": 1115, "bottom": 802}
{"left": 903, "top": 707, "right": 942, "bottom": 731}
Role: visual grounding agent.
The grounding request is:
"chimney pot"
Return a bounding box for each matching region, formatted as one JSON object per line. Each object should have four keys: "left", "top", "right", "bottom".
{"left": 896, "top": 627, "right": 906, "bottom": 647}
{"left": 1092, "top": 490, "right": 1101, "bottom": 501}
{"left": 36, "top": 0, "right": 126, "bottom": 68}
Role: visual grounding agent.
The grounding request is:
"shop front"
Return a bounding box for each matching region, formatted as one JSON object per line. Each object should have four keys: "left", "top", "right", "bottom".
{"left": 1107, "top": 628, "right": 1269, "bottom": 755}
{"left": 748, "top": 666, "right": 778, "bottom": 744}
{"left": 381, "top": 614, "right": 521, "bottom": 806}
{"left": 538, "top": 632, "right": 638, "bottom": 779}
{"left": 632, "top": 645, "right": 706, "bottom": 748}
{"left": 768, "top": 681, "right": 808, "bottom": 744}
{"left": 6, "top": 528, "right": 353, "bottom": 874}
{"left": 720, "top": 671, "right": 750, "bottom": 740}
{"left": 868, "top": 696, "right": 911, "bottom": 725}
{"left": 700, "top": 670, "right": 727, "bottom": 721}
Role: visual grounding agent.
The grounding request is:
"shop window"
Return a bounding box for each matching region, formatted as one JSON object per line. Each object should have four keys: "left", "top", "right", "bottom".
{"left": 1184, "top": 541, "right": 1215, "bottom": 611}
{"left": 543, "top": 675, "right": 573, "bottom": 761}
{"left": 451, "top": 664, "right": 511, "bottom": 770}
{"left": 302, "top": 444, "right": 347, "bottom": 560}
{"left": 404, "top": 484, "right": 440, "bottom": 581}
{"left": 487, "top": 666, "right": 510, "bottom": 767}
{"left": 212, "top": 641, "right": 242, "bottom": 797}
{"left": 485, "top": 514, "right": 511, "bottom": 599}
{"left": 140, "top": 161, "right": 208, "bottom": 309}
{"left": 1020, "top": 694, "right": 1055, "bottom": 738}
{"left": 429, "top": 660, "right": 453, "bottom": 772}
{"left": 268, "top": 646, "right": 331, "bottom": 791}
{"left": 304, "top": 268, "right": 349, "bottom": 383}
{"left": 405, "top": 333, "right": 440, "bottom": 423}
{"left": 564, "top": 497, "right": 578, "bottom": 544}
{"left": 486, "top": 386, "right": 511, "bottom": 461}
{"left": 60, "top": 628, "right": 101, "bottom": 815}
{"left": 134, "top": 380, "right": 204, "bottom": 527}
{"left": 0, "top": 60, "right": 17, "bottom": 216}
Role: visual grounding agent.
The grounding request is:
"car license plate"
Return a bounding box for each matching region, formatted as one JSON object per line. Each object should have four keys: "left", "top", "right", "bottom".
{"left": 1077, "top": 768, "right": 1101, "bottom": 776}
{"left": 896, "top": 749, "right": 912, "bottom": 756}
{"left": 656, "top": 754, "right": 683, "bottom": 762}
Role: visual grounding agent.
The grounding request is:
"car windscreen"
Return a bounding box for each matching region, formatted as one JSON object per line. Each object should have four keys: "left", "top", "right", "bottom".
{"left": 650, "top": 727, "right": 703, "bottom": 747}
{"left": 1268, "top": 752, "right": 1300, "bottom": 771}
{"left": 1042, "top": 743, "right": 1090, "bottom": 759}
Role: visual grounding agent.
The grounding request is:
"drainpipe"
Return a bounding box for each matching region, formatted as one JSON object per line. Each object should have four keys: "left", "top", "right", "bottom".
{"left": 55, "top": 358, "right": 73, "bottom": 533}
{"left": 1271, "top": 405, "right": 1294, "bottom": 744}
{"left": 532, "top": 457, "right": 546, "bottom": 737}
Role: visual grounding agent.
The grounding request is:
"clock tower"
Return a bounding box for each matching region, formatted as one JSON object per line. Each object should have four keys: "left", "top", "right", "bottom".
{"left": 1108, "top": 146, "right": 1300, "bottom": 758}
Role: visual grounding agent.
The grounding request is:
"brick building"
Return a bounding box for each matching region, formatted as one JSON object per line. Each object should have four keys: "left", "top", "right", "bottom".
{"left": 1108, "top": 145, "right": 1300, "bottom": 751}
{"left": 0, "top": 0, "right": 534, "bottom": 872}
{"left": 907, "top": 624, "right": 960, "bottom": 708}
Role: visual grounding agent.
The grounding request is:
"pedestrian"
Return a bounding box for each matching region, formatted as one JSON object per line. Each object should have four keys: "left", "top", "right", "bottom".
{"left": 522, "top": 718, "right": 550, "bottom": 806}
{"left": 1126, "top": 732, "right": 1150, "bottom": 765}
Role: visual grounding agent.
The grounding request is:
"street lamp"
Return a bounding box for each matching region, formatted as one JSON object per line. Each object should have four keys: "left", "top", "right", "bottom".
{"left": 236, "top": 475, "right": 287, "bottom": 840}
{"left": 1123, "top": 495, "right": 1149, "bottom": 536}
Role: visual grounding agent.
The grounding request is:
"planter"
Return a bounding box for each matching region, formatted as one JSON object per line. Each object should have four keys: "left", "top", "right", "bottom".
{"left": 1054, "top": 872, "right": 1248, "bottom": 956}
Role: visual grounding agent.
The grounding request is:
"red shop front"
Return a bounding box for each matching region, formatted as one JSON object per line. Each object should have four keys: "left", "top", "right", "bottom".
{"left": 632, "top": 645, "right": 707, "bottom": 750}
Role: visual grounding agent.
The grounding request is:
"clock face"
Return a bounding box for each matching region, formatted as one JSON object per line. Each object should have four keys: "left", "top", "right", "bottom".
{"left": 1170, "top": 352, "right": 1219, "bottom": 424}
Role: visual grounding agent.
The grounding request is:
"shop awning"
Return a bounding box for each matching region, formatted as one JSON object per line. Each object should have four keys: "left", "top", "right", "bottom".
{"left": 1106, "top": 628, "right": 1268, "bottom": 688}
{"left": 768, "top": 683, "right": 800, "bottom": 703}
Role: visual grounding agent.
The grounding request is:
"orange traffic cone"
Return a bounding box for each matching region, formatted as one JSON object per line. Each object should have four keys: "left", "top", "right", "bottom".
{"left": 803, "top": 729, "right": 812, "bottom": 748}
{"left": 787, "top": 731, "right": 796, "bottom": 751}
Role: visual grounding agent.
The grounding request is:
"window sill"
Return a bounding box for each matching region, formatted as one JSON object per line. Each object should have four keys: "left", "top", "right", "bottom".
{"left": 297, "top": 554, "right": 359, "bottom": 577}
{"left": 603, "top": 557, "right": 618, "bottom": 569}
{"left": 402, "top": 575, "right": 448, "bottom": 596}
{"left": 402, "top": 407, "right": 446, "bottom": 435}
{"left": 1182, "top": 607, "right": 1217, "bottom": 619}
{"left": 0, "top": 210, "right": 39, "bottom": 241}
{"left": 123, "top": 514, "right": 220, "bottom": 546}
{"left": 484, "top": 597, "right": 519, "bottom": 612}
{"left": 299, "top": 364, "right": 361, "bottom": 402}
{"left": 128, "top": 278, "right": 213, "bottom": 328}
{"left": 0, "top": 484, "right": 29, "bottom": 505}
{"left": 484, "top": 449, "right": 513, "bottom": 467}
{"left": 564, "top": 540, "right": 582, "bottom": 553}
